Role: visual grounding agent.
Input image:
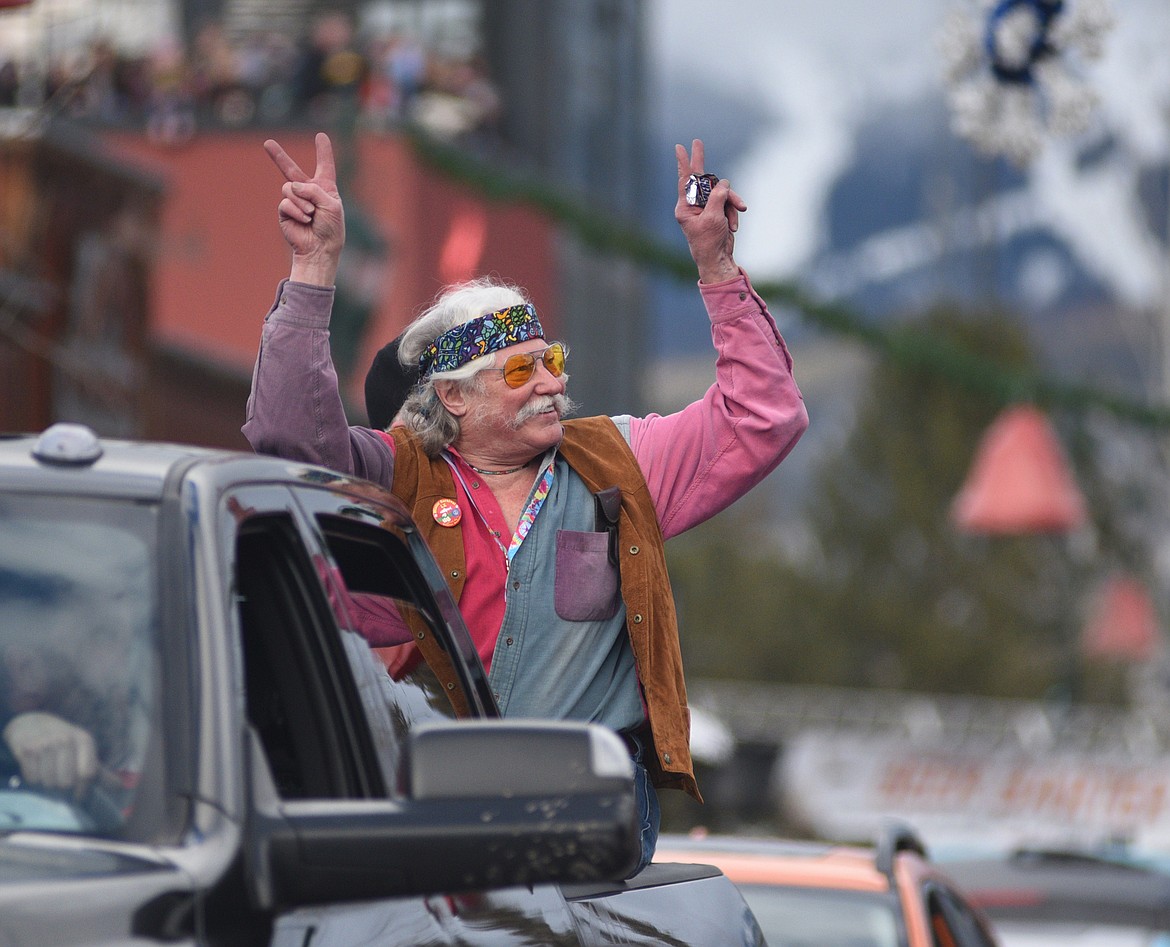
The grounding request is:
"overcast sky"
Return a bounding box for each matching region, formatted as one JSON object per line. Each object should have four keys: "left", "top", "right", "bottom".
{"left": 646, "top": 0, "right": 1170, "bottom": 308}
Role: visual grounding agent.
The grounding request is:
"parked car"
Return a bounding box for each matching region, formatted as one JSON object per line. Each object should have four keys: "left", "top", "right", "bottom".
{"left": 0, "top": 423, "right": 763, "bottom": 946}
{"left": 656, "top": 823, "right": 1000, "bottom": 947}
{"left": 943, "top": 847, "right": 1170, "bottom": 946}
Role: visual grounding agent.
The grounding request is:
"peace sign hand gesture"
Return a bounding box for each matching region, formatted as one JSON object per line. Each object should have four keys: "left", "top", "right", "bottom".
{"left": 263, "top": 132, "right": 346, "bottom": 287}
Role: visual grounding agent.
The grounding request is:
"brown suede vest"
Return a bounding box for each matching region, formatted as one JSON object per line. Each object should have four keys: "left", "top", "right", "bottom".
{"left": 389, "top": 417, "right": 699, "bottom": 801}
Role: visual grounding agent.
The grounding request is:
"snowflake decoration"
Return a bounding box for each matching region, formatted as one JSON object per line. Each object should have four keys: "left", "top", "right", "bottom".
{"left": 940, "top": 0, "right": 1114, "bottom": 164}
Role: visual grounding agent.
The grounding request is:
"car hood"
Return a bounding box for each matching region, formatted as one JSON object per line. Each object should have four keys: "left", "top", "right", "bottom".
{"left": 0, "top": 836, "right": 193, "bottom": 947}
{"left": 0, "top": 833, "right": 176, "bottom": 883}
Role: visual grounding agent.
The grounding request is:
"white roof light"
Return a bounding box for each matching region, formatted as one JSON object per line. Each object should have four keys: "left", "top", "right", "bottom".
{"left": 32, "top": 422, "right": 103, "bottom": 466}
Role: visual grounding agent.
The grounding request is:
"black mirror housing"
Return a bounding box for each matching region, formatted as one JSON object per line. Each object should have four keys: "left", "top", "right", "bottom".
{"left": 252, "top": 721, "right": 640, "bottom": 909}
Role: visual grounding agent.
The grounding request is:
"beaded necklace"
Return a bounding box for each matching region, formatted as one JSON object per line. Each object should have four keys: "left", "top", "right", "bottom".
{"left": 466, "top": 459, "right": 532, "bottom": 476}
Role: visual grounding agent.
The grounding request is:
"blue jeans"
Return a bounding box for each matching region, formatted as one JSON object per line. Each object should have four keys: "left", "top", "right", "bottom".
{"left": 626, "top": 732, "right": 660, "bottom": 877}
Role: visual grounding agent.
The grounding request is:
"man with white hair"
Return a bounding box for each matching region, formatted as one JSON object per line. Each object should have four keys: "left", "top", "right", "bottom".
{"left": 244, "top": 132, "right": 808, "bottom": 874}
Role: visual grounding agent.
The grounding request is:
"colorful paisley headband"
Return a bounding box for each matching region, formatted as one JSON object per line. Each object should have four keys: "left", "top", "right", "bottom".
{"left": 418, "top": 303, "right": 545, "bottom": 378}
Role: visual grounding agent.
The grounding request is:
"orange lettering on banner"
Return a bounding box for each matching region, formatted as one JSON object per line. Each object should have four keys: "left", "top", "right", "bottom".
{"left": 878, "top": 758, "right": 982, "bottom": 808}
{"left": 1147, "top": 782, "right": 1167, "bottom": 822}
{"left": 998, "top": 766, "right": 1170, "bottom": 824}
{"left": 999, "top": 767, "right": 1026, "bottom": 810}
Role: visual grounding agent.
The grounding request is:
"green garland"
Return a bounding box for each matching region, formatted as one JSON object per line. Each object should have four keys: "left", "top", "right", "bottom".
{"left": 407, "top": 130, "right": 1170, "bottom": 429}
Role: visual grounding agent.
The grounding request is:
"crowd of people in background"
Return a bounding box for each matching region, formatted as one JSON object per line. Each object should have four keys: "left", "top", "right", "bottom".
{"left": 0, "top": 10, "right": 501, "bottom": 151}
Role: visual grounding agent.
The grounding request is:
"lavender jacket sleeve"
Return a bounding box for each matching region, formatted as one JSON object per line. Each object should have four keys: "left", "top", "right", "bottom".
{"left": 243, "top": 280, "right": 395, "bottom": 484}
{"left": 626, "top": 271, "right": 808, "bottom": 540}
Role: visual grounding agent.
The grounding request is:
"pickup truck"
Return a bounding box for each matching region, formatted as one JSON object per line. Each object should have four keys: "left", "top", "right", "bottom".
{"left": 0, "top": 424, "right": 763, "bottom": 946}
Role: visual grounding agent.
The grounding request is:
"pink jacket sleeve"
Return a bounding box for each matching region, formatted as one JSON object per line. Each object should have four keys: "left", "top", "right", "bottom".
{"left": 627, "top": 271, "right": 808, "bottom": 540}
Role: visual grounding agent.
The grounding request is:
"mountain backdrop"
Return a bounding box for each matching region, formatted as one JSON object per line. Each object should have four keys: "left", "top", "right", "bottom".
{"left": 644, "top": 0, "right": 1170, "bottom": 402}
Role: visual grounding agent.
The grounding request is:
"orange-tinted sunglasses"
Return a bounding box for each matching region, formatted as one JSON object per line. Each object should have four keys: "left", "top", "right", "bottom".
{"left": 496, "top": 342, "right": 567, "bottom": 388}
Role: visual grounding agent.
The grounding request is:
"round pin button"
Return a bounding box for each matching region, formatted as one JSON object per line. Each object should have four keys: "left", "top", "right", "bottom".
{"left": 432, "top": 498, "right": 462, "bottom": 527}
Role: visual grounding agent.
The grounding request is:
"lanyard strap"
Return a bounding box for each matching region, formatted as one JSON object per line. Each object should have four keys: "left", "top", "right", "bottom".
{"left": 444, "top": 452, "right": 556, "bottom": 566}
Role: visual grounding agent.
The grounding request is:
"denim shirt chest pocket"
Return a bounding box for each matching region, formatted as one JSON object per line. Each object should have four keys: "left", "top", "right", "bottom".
{"left": 554, "top": 529, "right": 621, "bottom": 621}
{"left": 554, "top": 485, "right": 622, "bottom": 621}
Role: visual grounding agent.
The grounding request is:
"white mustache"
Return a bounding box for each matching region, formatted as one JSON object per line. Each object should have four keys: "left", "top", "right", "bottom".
{"left": 511, "top": 393, "right": 572, "bottom": 428}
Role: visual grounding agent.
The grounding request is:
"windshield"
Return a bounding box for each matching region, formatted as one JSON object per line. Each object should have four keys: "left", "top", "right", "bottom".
{"left": 736, "top": 884, "right": 903, "bottom": 947}
{"left": 0, "top": 496, "right": 156, "bottom": 838}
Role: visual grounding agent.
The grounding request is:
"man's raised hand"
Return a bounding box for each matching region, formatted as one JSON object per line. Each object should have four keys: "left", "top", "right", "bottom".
{"left": 264, "top": 132, "right": 346, "bottom": 287}
{"left": 674, "top": 138, "right": 745, "bottom": 285}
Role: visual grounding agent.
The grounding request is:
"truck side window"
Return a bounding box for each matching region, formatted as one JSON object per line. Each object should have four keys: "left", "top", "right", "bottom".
{"left": 234, "top": 515, "right": 377, "bottom": 801}
{"left": 313, "top": 514, "right": 460, "bottom": 788}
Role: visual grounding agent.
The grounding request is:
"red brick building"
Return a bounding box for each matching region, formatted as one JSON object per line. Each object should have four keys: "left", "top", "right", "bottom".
{"left": 0, "top": 125, "right": 556, "bottom": 449}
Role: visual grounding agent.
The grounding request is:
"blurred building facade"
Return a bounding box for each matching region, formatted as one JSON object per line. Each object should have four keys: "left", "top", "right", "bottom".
{"left": 481, "top": 0, "right": 651, "bottom": 417}
{"left": 0, "top": 123, "right": 162, "bottom": 437}
{"left": 0, "top": 0, "right": 652, "bottom": 441}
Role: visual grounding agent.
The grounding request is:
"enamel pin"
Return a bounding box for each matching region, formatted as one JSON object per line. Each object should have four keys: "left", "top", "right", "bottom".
{"left": 432, "top": 498, "right": 462, "bottom": 527}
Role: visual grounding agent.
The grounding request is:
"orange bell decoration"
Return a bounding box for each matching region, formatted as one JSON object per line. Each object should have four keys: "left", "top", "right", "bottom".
{"left": 951, "top": 404, "right": 1087, "bottom": 534}
{"left": 1081, "top": 573, "right": 1160, "bottom": 662}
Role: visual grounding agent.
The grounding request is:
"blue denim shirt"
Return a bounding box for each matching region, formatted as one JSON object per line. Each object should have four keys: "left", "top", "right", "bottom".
{"left": 487, "top": 447, "right": 644, "bottom": 733}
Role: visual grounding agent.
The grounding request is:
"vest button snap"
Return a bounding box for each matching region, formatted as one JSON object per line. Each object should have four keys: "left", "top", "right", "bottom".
{"left": 629, "top": 545, "right": 639, "bottom": 555}
{"left": 416, "top": 631, "right": 425, "bottom": 639}
{"left": 446, "top": 681, "right": 455, "bottom": 690}
{"left": 632, "top": 614, "right": 643, "bottom": 624}
{"left": 663, "top": 753, "right": 672, "bottom": 764}
{"left": 451, "top": 570, "right": 460, "bottom": 579}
